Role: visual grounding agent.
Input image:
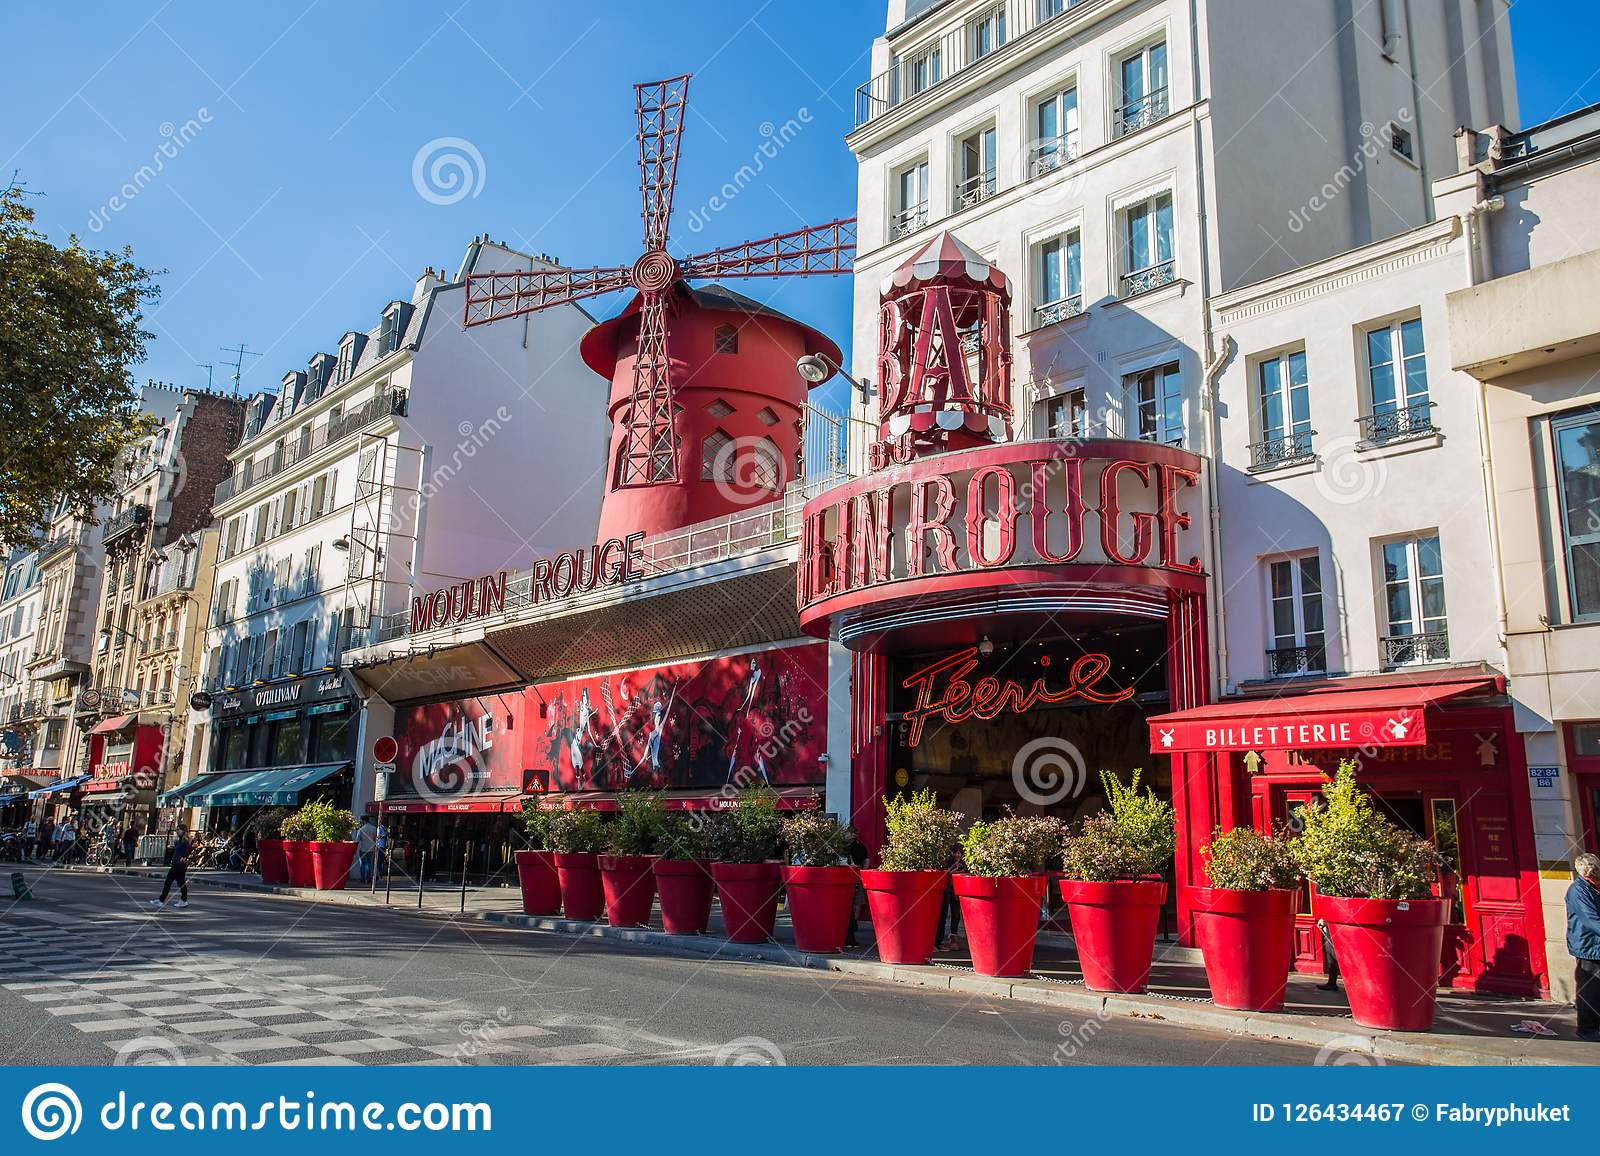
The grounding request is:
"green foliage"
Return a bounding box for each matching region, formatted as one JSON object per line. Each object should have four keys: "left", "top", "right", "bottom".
{"left": 960, "top": 812, "right": 1066, "bottom": 877}
{"left": 298, "top": 799, "right": 357, "bottom": 843}
{"left": 607, "top": 791, "right": 665, "bottom": 856}
{"left": 544, "top": 808, "right": 608, "bottom": 854}
{"left": 1202, "top": 826, "right": 1302, "bottom": 892}
{"left": 1060, "top": 770, "right": 1176, "bottom": 882}
{"left": 0, "top": 183, "right": 161, "bottom": 544}
{"left": 254, "top": 807, "right": 292, "bottom": 839}
{"left": 279, "top": 810, "right": 314, "bottom": 842}
{"left": 1293, "top": 761, "right": 1443, "bottom": 900}
{"left": 656, "top": 812, "right": 713, "bottom": 861}
{"left": 878, "top": 789, "right": 963, "bottom": 872}
{"left": 780, "top": 811, "right": 853, "bottom": 868}
{"left": 709, "top": 788, "right": 785, "bottom": 864}
{"left": 518, "top": 803, "right": 553, "bottom": 850}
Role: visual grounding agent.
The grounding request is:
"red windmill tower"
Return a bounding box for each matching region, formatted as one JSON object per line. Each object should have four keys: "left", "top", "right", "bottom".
{"left": 465, "top": 75, "right": 855, "bottom": 541}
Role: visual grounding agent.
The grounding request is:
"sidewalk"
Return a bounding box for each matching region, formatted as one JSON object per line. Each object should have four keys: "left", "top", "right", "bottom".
{"left": 47, "top": 863, "right": 1590, "bottom": 1067}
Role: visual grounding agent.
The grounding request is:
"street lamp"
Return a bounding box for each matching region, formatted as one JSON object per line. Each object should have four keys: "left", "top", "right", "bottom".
{"left": 797, "top": 353, "right": 874, "bottom": 405}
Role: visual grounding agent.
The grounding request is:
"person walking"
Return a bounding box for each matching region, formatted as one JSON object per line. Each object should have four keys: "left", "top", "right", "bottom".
{"left": 354, "top": 817, "right": 378, "bottom": 884}
{"left": 150, "top": 829, "right": 192, "bottom": 909}
{"left": 118, "top": 825, "right": 138, "bottom": 866}
{"left": 20, "top": 818, "right": 36, "bottom": 861}
{"left": 36, "top": 817, "right": 53, "bottom": 862}
{"left": 1567, "top": 853, "right": 1600, "bottom": 1041}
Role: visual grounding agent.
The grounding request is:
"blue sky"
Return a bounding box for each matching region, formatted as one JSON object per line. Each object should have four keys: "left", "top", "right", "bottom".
{"left": 2, "top": 1, "right": 1593, "bottom": 399}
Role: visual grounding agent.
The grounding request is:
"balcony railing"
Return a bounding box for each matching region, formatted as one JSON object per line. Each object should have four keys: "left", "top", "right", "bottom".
{"left": 100, "top": 504, "right": 151, "bottom": 548}
{"left": 1121, "top": 260, "right": 1177, "bottom": 298}
{"left": 1358, "top": 400, "right": 1436, "bottom": 447}
{"left": 1028, "top": 135, "right": 1080, "bottom": 179}
{"left": 1033, "top": 296, "right": 1084, "bottom": 329}
{"left": 953, "top": 169, "right": 998, "bottom": 211}
{"left": 1265, "top": 644, "right": 1326, "bottom": 679}
{"left": 215, "top": 388, "right": 409, "bottom": 505}
{"left": 75, "top": 685, "right": 141, "bottom": 715}
{"left": 7, "top": 699, "right": 49, "bottom": 725}
{"left": 1117, "top": 87, "right": 1170, "bottom": 137}
{"left": 889, "top": 204, "right": 929, "bottom": 240}
{"left": 1249, "top": 429, "right": 1317, "bottom": 472}
{"left": 855, "top": 0, "right": 1088, "bottom": 127}
{"left": 1381, "top": 629, "right": 1450, "bottom": 668}
{"left": 37, "top": 532, "right": 83, "bottom": 563}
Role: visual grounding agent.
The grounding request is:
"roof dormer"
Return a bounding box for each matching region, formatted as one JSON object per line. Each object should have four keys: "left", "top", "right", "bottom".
{"left": 378, "top": 301, "right": 413, "bottom": 356}
{"left": 306, "top": 352, "right": 335, "bottom": 403}
{"left": 337, "top": 331, "right": 367, "bottom": 383}
{"left": 279, "top": 371, "right": 307, "bottom": 418}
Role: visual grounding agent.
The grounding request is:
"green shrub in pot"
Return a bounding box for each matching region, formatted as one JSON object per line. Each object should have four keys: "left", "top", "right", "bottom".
{"left": 254, "top": 807, "right": 291, "bottom": 839}
{"left": 878, "top": 789, "right": 963, "bottom": 871}
{"left": 606, "top": 791, "right": 665, "bottom": 856}
{"left": 518, "top": 803, "right": 554, "bottom": 850}
{"left": 781, "top": 811, "right": 853, "bottom": 867}
{"left": 656, "top": 812, "right": 714, "bottom": 861}
{"left": 1293, "top": 760, "right": 1442, "bottom": 900}
{"left": 960, "top": 813, "right": 1065, "bottom": 877}
{"left": 1059, "top": 770, "right": 1175, "bottom": 881}
{"left": 545, "top": 807, "right": 608, "bottom": 854}
{"left": 279, "top": 809, "right": 315, "bottom": 842}
{"left": 301, "top": 798, "right": 357, "bottom": 843}
{"left": 1201, "top": 826, "right": 1301, "bottom": 891}
{"left": 708, "top": 788, "right": 784, "bottom": 864}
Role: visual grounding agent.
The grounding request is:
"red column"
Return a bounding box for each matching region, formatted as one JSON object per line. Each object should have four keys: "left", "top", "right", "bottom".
{"left": 1166, "top": 588, "right": 1217, "bottom": 944}
{"left": 850, "top": 649, "right": 888, "bottom": 861}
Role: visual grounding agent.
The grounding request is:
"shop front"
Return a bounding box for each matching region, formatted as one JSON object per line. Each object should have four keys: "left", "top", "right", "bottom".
{"left": 79, "top": 714, "right": 166, "bottom": 833}
{"left": 1147, "top": 674, "right": 1548, "bottom": 996}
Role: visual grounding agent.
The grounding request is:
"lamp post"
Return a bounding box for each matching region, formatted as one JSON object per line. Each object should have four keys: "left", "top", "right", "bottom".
{"left": 797, "top": 353, "right": 874, "bottom": 405}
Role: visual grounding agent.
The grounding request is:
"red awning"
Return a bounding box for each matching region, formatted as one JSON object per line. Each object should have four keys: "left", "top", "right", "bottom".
{"left": 89, "top": 714, "right": 140, "bottom": 735}
{"left": 532, "top": 786, "right": 823, "bottom": 812}
{"left": 367, "top": 794, "right": 523, "bottom": 815}
{"left": 1147, "top": 674, "right": 1501, "bottom": 754}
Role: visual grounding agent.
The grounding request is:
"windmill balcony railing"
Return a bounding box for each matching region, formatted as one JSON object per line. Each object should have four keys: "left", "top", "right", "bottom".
{"left": 1121, "top": 260, "right": 1177, "bottom": 298}
{"left": 1265, "top": 644, "right": 1326, "bottom": 679}
{"left": 1249, "top": 429, "right": 1317, "bottom": 471}
{"left": 1117, "top": 88, "right": 1171, "bottom": 137}
{"left": 854, "top": 0, "right": 1089, "bottom": 128}
{"left": 1381, "top": 629, "right": 1450, "bottom": 668}
{"left": 953, "top": 169, "right": 998, "bottom": 211}
{"left": 1358, "top": 400, "right": 1436, "bottom": 447}
{"left": 1034, "top": 295, "right": 1084, "bottom": 329}
{"left": 1028, "top": 135, "right": 1080, "bottom": 179}
{"left": 890, "top": 204, "right": 930, "bottom": 240}
{"left": 215, "top": 388, "right": 409, "bottom": 505}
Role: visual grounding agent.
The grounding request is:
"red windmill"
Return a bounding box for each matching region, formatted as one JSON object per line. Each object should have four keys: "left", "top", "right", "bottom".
{"left": 465, "top": 74, "right": 855, "bottom": 523}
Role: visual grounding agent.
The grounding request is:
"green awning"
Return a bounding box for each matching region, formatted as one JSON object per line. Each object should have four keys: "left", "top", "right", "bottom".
{"left": 161, "top": 762, "right": 350, "bottom": 808}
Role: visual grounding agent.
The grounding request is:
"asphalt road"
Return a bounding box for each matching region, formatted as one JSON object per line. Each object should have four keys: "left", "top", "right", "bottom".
{"left": 0, "top": 869, "right": 1328, "bottom": 1066}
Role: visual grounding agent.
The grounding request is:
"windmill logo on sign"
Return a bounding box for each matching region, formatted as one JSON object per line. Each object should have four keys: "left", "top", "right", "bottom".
{"left": 463, "top": 74, "right": 856, "bottom": 490}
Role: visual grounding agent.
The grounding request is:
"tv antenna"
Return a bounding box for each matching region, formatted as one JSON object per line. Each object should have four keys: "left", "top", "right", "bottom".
{"left": 219, "top": 343, "right": 260, "bottom": 396}
{"left": 196, "top": 363, "right": 215, "bottom": 390}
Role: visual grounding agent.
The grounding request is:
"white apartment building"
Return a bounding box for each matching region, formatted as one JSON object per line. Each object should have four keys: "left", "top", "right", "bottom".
{"left": 190, "top": 238, "right": 607, "bottom": 820}
{"left": 0, "top": 547, "right": 43, "bottom": 781}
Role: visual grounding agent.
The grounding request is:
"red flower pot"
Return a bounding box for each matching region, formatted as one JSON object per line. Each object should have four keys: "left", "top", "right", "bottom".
{"left": 780, "top": 865, "right": 858, "bottom": 954}
{"left": 1187, "top": 886, "right": 1298, "bottom": 1011}
{"left": 599, "top": 854, "right": 657, "bottom": 927}
{"left": 860, "top": 869, "right": 948, "bottom": 965}
{"left": 1315, "top": 894, "right": 1447, "bottom": 1031}
{"left": 712, "top": 862, "right": 782, "bottom": 943}
{"left": 553, "top": 852, "right": 604, "bottom": 921}
{"left": 513, "top": 849, "right": 561, "bottom": 916}
{"left": 1058, "top": 879, "right": 1167, "bottom": 993}
{"left": 282, "top": 840, "right": 315, "bottom": 888}
{"left": 955, "top": 874, "right": 1048, "bottom": 978}
{"left": 257, "top": 838, "right": 288, "bottom": 885}
{"left": 653, "top": 859, "right": 714, "bottom": 934}
{"left": 308, "top": 840, "right": 356, "bottom": 891}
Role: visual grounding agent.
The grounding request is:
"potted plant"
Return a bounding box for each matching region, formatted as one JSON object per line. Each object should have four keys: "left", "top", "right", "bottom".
{"left": 956, "top": 813, "right": 1065, "bottom": 977}
{"left": 513, "top": 804, "right": 561, "bottom": 916}
{"left": 1294, "top": 761, "right": 1447, "bottom": 1031}
{"left": 254, "top": 807, "right": 291, "bottom": 885}
{"left": 546, "top": 808, "right": 608, "bottom": 921}
{"left": 1188, "top": 825, "right": 1302, "bottom": 1011}
{"left": 303, "top": 799, "right": 359, "bottom": 891}
{"left": 599, "top": 792, "right": 663, "bottom": 928}
{"left": 779, "top": 811, "right": 857, "bottom": 954}
{"left": 861, "top": 790, "right": 963, "bottom": 966}
{"left": 653, "top": 812, "right": 716, "bottom": 935}
{"left": 709, "top": 789, "right": 785, "bottom": 944}
{"left": 279, "top": 808, "right": 316, "bottom": 888}
{"left": 1058, "top": 770, "right": 1175, "bottom": 993}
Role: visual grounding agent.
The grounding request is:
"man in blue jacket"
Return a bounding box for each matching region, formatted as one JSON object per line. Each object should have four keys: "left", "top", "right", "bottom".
{"left": 1568, "top": 853, "right": 1600, "bottom": 1041}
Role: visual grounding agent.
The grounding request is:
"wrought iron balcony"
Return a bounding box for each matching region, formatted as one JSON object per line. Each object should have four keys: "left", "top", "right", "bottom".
{"left": 215, "top": 388, "right": 409, "bottom": 505}
{"left": 1028, "top": 135, "right": 1080, "bottom": 179}
{"left": 889, "top": 204, "right": 929, "bottom": 241}
{"left": 953, "top": 169, "right": 998, "bottom": 211}
{"left": 1121, "top": 260, "right": 1177, "bottom": 298}
{"left": 8, "top": 699, "right": 49, "bottom": 724}
{"left": 1117, "top": 87, "right": 1171, "bottom": 137}
{"left": 75, "top": 685, "right": 141, "bottom": 715}
{"left": 1249, "top": 430, "right": 1317, "bottom": 472}
{"left": 1381, "top": 629, "right": 1450, "bottom": 668}
{"left": 37, "top": 532, "right": 82, "bottom": 563}
{"left": 1034, "top": 296, "right": 1084, "bottom": 329}
{"left": 1265, "top": 644, "right": 1326, "bottom": 679}
{"left": 1358, "top": 401, "right": 1436, "bottom": 447}
{"left": 101, "top": 504, "right": 151, "bottom": 549}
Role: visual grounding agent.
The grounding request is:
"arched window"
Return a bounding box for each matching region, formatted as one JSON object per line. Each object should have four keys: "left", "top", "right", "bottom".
{"left": 701, "top": 429, "right": 735, "bottom": 482}
{"left": 751, "top": 437, "right": 784, "bottom": 491}
{"left": 713, "top": 324, "right": 739, "bottom": 354}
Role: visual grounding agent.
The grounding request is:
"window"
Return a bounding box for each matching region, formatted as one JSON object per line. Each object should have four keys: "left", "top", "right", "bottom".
{"left": 899, "top": 43, "right": 942, "bottom": 99}
{"left": 701, "top": 429, "right": 735, "bottom": 483}
{"left": 1128, "top": 362, "right": 1183, "bottom": 446}
{"left": 310, "top": 712, "right": 351, "bottom": 762}
{"left": 1034, "top": 232, "right": 1082, "bottom": 327}
{"left": 220, "top": 725, "right": 248, "bottom": 771}
{"left": 750, "top": 437, "right": 784, "bottom": 492}
{"left": 970, "top": 5, "right": 1006, "bottom": 58}
{"left": 271, "top": 717, "right": 302, "bottom": 765}
{"left": 1364, "top": 317, "right": 1432, "bottom": 443}
{"left": 892, "top": 159, "right": 929, "bottom": 239}
{"left": 1038, "top": 388, "right": 1086, "bottom": 440}
{"left": 303, "top": 544, "right": 322, "bottom": 595}
{"left": 1121, "top": 192, "right": 1175, "bottom": 295}
{"left": 1554, "top": 412, "right": 1600, "bottom": 619}
{"left": 1390, "top": 123, "right": 1414, "bottom": 160}
{"left": 262, "top": 628, "right": 280, "bottom": 678}
{"left": 213, "top": 580, "right": 235, "bottom": 626}
{"left": 251, "top": 503, "right": 270, "bottom": 546}
{"left": 1267, "top": 555, "right": 1326, "bottom": 677}
{"left": 310, "top": 473, "right": 330, "bottom": 519}
{"left": 713, "top": 325, "right": 739, "bottom": 354}
{"left": 286, "top": 620, "right": 309, "bottom": 676}
{"left": 1118, "top": 41, "right": 1169, "bottom": 135}
{"left": 756, "top": 407, "right": 780, "bottom": 426}
{"left": 1037, "top": 0, "right": 1069, "bottom": 20}
{"left": 1032, "top": 83, "right": 1080, "bottom": 177}
{"left": 1380, "top": 534, "right": 1448, "bottom": 665}
{"left": 955, "top": 126, "right": 997, "bottom": 210}
{"left": 1253, "top": 350, "right": 1313, "bottom": 469}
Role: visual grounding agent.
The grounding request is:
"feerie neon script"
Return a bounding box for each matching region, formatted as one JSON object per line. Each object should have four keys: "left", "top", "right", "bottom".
{"left": 900, "top": 647, "right": 1135, "bottom": 747}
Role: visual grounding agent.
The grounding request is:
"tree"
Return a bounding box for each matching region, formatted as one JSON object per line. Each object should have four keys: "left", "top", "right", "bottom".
{"left": 0, "top": 182, "right": 159, "bottom": 545}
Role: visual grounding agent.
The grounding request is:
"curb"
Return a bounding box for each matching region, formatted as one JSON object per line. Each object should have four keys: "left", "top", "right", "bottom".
{"left": 50, "top": 866, "right": 1567, "bottom": 1066}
